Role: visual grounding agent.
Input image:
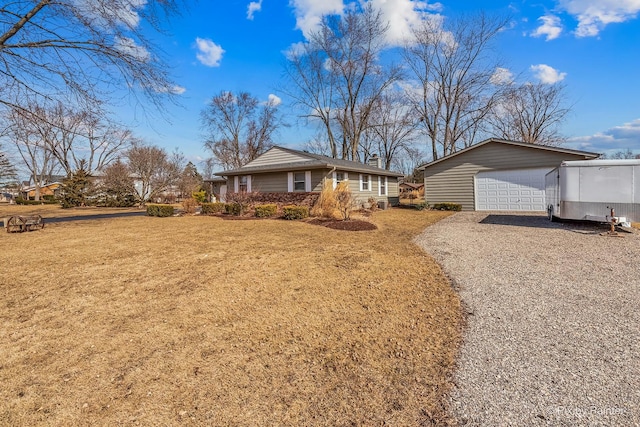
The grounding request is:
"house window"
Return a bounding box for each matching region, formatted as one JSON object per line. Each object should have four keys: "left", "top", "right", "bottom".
{"left": 294, "top": 172, "right": 306, "bottom": 191}
{"left": 238, "top": 175, "right": 248, "bottom": 192}
{"left": 333, "top": 171, "right": 349, "bottom": 188}
{"left": 360, "top": 174, "right": 370, "bottom": 191}
{"left": 288, "top": 171, "right": 311, "bottom": 192}
{"left": 379, "top": 176, "right": 387, "bottom": 196}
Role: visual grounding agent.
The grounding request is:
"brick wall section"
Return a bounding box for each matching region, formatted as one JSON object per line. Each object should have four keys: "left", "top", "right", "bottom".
{"left": 226, "top": 192, "right": 320, "bottom": 211}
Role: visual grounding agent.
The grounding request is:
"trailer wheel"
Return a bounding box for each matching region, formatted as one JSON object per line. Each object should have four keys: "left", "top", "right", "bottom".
{"left": 547, "top": 205, "right": 555, "bottom": 222}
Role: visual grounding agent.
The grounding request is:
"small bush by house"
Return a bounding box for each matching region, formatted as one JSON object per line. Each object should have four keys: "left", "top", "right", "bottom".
{"left": 181, "top": 197, "right": 198, "bottom": 214}
{"left": 146, "top": 204, "right": 175, "bottom": 217}
{"left": 255, "top": 204, "right": 277, "bottom": 218}
{"left": 282, "top": 205, "right": 309, "bottom": 220}
{"left": 432, "top": 202, "right": 462, "bottom": 211}
{"left": 224, "top": 202, "right": 247, "bottom": 216}
{"left": 15, "top": 197, "right": 58, "bottom": 205}
{"left": 201, "top": 202, "right": 225, "bottom": 214}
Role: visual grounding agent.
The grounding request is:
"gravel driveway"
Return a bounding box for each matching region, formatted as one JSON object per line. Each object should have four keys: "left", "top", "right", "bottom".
{"left": 415, "top": 213, "right": 639, "bottom": 426}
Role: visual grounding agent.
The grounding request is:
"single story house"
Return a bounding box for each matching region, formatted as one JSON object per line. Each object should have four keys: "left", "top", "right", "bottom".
{"left": 418, "top": 138, "right": 599, "bottom": 211}
{"left": 202, "top": 177, "right": 227, "bottom": 202}
{"left": 399, "top": 182, "right": 424, "bottom": 194}
{"left": 214, "top": 146, "right": 404, "bottom": 206}
{"left": 21, "top": 181, "right": 63, "bottom": 200}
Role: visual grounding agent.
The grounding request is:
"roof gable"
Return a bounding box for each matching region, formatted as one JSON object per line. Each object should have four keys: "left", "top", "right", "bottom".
{"left": 244, "top": 146, "right": 314, "bottom": 167}
{"left": 419, "top": 138, "right": 600, "bottom": 170}
{"left": 215, "top": 145, "right": 404, "bottom": 177}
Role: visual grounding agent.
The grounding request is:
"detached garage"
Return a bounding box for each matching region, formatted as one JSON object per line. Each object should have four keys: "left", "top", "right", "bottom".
{"left": 419, "top": 139, "right": 599, "bottom": 211}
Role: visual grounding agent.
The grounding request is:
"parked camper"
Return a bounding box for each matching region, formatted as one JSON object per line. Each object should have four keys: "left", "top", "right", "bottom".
{"left": 545, "top": 159, "right": 640, "bottom": 224}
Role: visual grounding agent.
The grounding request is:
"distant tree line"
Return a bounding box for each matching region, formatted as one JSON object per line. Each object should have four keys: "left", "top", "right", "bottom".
{"left": 202, "top": 7, "right": 571, "bottom": 175}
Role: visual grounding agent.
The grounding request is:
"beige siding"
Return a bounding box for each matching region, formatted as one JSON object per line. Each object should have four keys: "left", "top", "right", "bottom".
{"left": 424, "top": 142, "right": 594, "bottom": 211}
{"left": 250, "top": 172, "right": 288, "bottom": 192}
{"left": 244, "top": 147, "right": 312, "bottom": 167}
{"left": 225, "top": 168, "right": 399, "bottom": 207}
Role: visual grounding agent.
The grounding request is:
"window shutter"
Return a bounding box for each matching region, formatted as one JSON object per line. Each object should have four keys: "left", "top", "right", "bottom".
{"left": 234, "top": 176, "right": 239, "bottom": 193}
{"left": 378, "top": 176, "right": 381, "bottom": 196}
{"left": 305, "top": 171, "right": 312, "bottom": 192}
{"left": 344, "top": 172, "right": 349, "bottom": 181}
{"left": 247, "top": 175, "right": 252, "bottom": 192}
{"left": 359, "top": 174, "right": 363, "bottom": 191}
{"left": 287, "top": 172, "right": 293, "bottom": 192}
{"left": 332, "top": 171, "right": 337, "bottom": 189}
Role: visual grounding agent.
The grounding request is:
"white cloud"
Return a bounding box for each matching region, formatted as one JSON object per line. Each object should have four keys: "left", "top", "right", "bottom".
{"left": 151, "top": 84, "right": 186, "bottom": 95}
{"left": 289, "top": 0, "right": 345, "bottom": 37}
{"left": 367, "top": 0, "right": 442, "bottom": 46}
{"left": 490, "top": 67, "right": 514, "bottom": 85}
{"left": 267, "top": 94, "right": 282, "bottom": 106}
{"left": 530, "top": 64, "right": 567, "bottom": 84}
{"left": 531, "top": 15, "right": 563, "bottom": 40}
{"left": 74, "top": 0, "right": 147, "bottom": 28}
{"left": 247, "top": 0, "right": 263, "bottom": 20}
{"left": 289, "top": 0, "right": 443, "bottom": 45}
{"left": 567, "top": 118, "right": 640, "bottom": 154}
{"left": 114, "top": 36, "right": 150, "bottom": 61}
{"left": 195, "top": 38, "right": 225, "bottom": 67}
{"left": 283, "top": 41, "right": 308, "bottom": 60}
{"left": 558, "top": 0, "right": 640, "bottom": 37}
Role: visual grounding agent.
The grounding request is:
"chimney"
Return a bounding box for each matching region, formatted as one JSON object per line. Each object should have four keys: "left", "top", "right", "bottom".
{"left": 368, "top": 154, "right": 382, "bottom": 169}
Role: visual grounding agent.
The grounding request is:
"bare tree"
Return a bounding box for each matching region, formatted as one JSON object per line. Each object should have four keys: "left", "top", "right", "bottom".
{"left": 284, "top": 5, "right": 401, "bottom": 160}
{"left": 2, "top": 105, "right": 60, "bottom": 200}
{"left": 362, "top": 93, "right": 419, "bottom": 169}
{"left": 404, "top": 13, "right": 509, "bottom": 160}
{"left": 3, "top": 100, "right": 133, "bottom": 176}
{"left": 488, "top": 82, "right": 569, "bottom": 145}
{"left": 392, "top": 146, "right": 427, "bottom": 181}
{"left": 125, "top": 143, "right": 180, "bottom": 204}
{"left": 601, "top": 149, "right": 638, "bottom": 160}
{"left": 0, "top": 0, "right": 183, "bottom": 112}
{"left": 201, "top": 91, "right": 282, "bottom": 169}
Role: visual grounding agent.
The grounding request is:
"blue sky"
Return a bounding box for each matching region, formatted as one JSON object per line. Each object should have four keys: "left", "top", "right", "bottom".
{"left": 123, "top": 0, "right": 640, "bottom": 163}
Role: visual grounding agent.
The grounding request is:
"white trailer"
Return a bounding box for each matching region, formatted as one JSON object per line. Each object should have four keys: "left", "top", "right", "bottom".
{"left": 545, "top": 159, "right": 640, "bottom": 224}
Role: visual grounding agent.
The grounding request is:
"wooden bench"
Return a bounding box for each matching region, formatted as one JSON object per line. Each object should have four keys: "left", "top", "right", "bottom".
{"left": 4, "top": 215, "right": 45, "bottom": 233}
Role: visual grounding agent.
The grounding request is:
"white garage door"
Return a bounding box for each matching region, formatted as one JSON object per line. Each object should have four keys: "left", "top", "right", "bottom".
{"left": 475, "top": 168, "right": 550, "bottom": 211}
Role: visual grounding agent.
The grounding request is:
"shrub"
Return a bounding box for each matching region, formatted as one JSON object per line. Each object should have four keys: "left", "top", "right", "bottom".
{"left": 192, "top": 190, "right": 207, "bottom": 204}
{"left": 282, "top": 205, "right": 309, "bottom": 220}
{"left": 15, "top": 197, "right": 57, "bottom": 205}
{"left": 334, "top": 181, "right": 356, "bottom": 220}
{"left": 146, "top": 204, "right": 175, "bottom": 217}
{"left": 255, "top": 204, "right": 277, "bottom": 218}
{"left": 224, "top": 202, "right": 245, "bottom": 216}
{"left": 181, "top": 197, "right": 198, "bottom": 214}
{"left": 367, "top": 197, "right": 379, "bottom": 211}
{"left": 415, "top": 202, "right": 429, "bottom": 211}
{"left": 201, "top": 202, "right": 225, "bottom": 214}
{"left": 432, "top": 202, "right": 462, "bottom": 211}
{"left": 311, "top": 179, "right": 337, "bottom": 218}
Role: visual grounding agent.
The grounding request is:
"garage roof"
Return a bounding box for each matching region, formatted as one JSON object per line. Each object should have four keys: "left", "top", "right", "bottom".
{"left": 418, "top": 138, "right": 600, "bottom": 170}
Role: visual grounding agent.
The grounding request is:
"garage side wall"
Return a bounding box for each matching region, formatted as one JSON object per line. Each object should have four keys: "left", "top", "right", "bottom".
{"left": 423, "top": 143, "right": 592, "bottom": 211}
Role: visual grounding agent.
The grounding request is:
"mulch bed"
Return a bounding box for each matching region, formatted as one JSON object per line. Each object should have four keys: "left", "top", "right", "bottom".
{"left": 306, "top": 218, "right": 378, "bottom": 231}
{"left": 204, "top": 213, "right": 377, "bottom": 231}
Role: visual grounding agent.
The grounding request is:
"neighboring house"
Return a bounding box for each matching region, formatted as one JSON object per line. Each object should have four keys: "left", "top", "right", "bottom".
{"left": 203, "top": 177, "right": 228, "bottom": 202}
{"left": 418, "top": 138, "right": 599, "bottom": 211}
{"left": 399, "top": 182, "right": 424, "bottom": 194}
{"left": 214, "top": 146, "right": 403, "bottom": 207}
{"left": 21, "top": 182, "right": 63, "bottom": 200}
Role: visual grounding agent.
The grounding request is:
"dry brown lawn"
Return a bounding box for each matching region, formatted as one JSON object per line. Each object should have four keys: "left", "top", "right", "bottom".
{"left": 1, "top": 204, "right": 143, "bottom": 220}
{"left": 0, "top": 209, "right": 462, "bottom": 426}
